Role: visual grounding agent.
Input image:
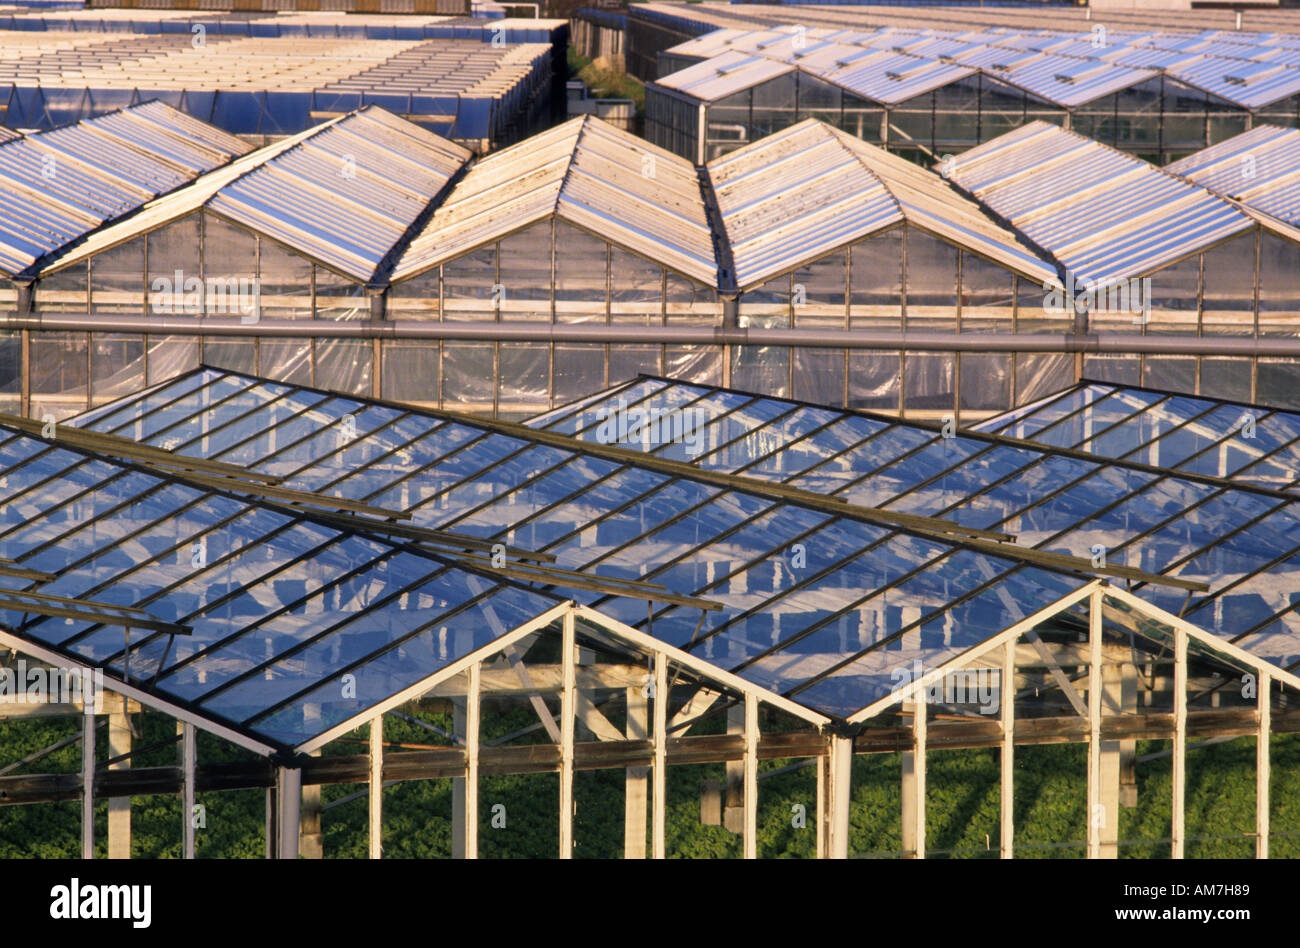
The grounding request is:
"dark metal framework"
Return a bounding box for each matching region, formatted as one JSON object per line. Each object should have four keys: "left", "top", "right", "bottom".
{"left": 529, "top": 372, "right": 1300, "bottom": 681}
{"left": 45, "top": 366, "right": 1285, "bottom": 723}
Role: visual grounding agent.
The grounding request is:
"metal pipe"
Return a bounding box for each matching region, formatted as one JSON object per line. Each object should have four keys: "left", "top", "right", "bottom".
{"left": 12, "top": 315, "right": 1300, "bottom": 356}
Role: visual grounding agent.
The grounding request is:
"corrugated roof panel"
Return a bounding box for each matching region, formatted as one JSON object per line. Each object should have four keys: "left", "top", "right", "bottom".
{"left": 652, "top": 48, "right": 796, "bottom": 102}
{"left": 0, "top": 101, "right": 248, "bottom": 278}
{"left": 826, "top": 51, "right": 976, "bottom": 105}
{"left": 998, "top": 52, "right": 1157, "bottom": 108}
{"left": 947, "top": 120, "right": 1255, "bottom": 286}
{"left": 554, "top": 119, "right": 717, "bottom": 285}
{"left": 1166, "top": 124, "right": 1300, "bottom": 227}
{"left": 836, "top": 130, "right": 1057, "bottom": 284}
{"left": 91, "top": 99, "right": 251, "bottom": 166}
{"left": 1168, "top": 54, "right": 1300, "bottom": 108}
{"left": 207, "top": 107, "right": 470, "bottom": 282}
{"left": 1108, "top": 46, "right": 1203, "bottom": 70}
{"left": 709, "top": 121, "right": 901, "bottom": 289}
{"left": 661, "top": 27, "right": 758, "bottom": 59}
{"left": 393, "top": 116, "right": 716, "bottom": 287}
{"left": 34, "top": 124, "right": 319, "bottom": 278}
{"left": 954, "top": 44, "right": 1040, "bottom": 71}
{"left": 707, "top": 118, "right": 1054, "bottom": 291}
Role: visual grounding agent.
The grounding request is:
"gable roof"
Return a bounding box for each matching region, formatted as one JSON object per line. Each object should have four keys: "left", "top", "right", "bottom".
{"left": 392, "top": 115, "right": 718, "bottom": 286}
{"left": 944, "top": 119, "right": 1255, "bottom": 287}
{"left": 0, "top": 100, "right": 249, "bottom": 279}
{"left": 707, "top": 118, "right": 1057, "bottom": 290}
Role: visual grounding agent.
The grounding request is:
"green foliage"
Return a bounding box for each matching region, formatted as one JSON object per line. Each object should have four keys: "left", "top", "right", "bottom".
{"left": 3, "top": 709, "right": 1297, "bottom": 858}
{"left": 566, "top": 47, "right": 645, "bottom": 112}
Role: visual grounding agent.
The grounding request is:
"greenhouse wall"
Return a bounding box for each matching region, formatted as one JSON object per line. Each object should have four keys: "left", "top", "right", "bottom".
{"left": 1083, "top": 230, "right": 1300, "bottom": 402}
{"left": 647, "top": 69, "right": 1290, "bottom": 166}
{"left": 20, "top": 212, "right": 1300, "bottom": 424}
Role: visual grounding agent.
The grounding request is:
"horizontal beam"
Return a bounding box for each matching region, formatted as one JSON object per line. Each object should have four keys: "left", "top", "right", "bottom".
{"left": 0, "top": 411, "right": 282, "bottom": 485}
{"left": 427, "top": 663, "right": 647, "bottom": 696}
{"left": 11, "top": 317, "right": 1300, "bottom": 357}
{"left": 2, "top": 706, "right": 1291, "bottom": 805}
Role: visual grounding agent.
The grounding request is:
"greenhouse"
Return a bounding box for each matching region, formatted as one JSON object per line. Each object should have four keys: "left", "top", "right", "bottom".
{"left": 645, "top": 24, "right": 1300, "bottom": 166}
{"left": 0, "top": 29, "right": 558, "bottom": 147}
{"left": 0, "top": 364, "right": 1298, "bottom": 858}
{"left": 7, "top": 105, "right": 1300, "bottom": 425}
{"left": 619, "top": 0, "right": 1300, "bottom": 81}
{"left": 944, "top": 119, "right": 1300, "bottom": 403}
{"left": 0, "top": 9, "right": 568, "bottom": 45}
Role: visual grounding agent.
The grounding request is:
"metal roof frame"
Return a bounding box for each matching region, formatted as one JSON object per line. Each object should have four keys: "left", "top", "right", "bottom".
{"left": 530, "top": 372, "right": 1300, "bottom": 681}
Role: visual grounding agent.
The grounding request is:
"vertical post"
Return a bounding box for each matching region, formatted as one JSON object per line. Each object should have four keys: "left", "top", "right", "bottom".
{"left": 451, "top": 696, "right": 466, "bottom": 859}
{"left": 299, "top": 708, "right": 322, "bottom": 859}
{"left": 82, "top": 712, "right": 95, "bottom": 859}
{"left": 743, "top": 694, "right": 758, "bottom": 859}
{"left": 465, "top": 662, "right": 480, "bottom": 859}
{"left": 265, "top": 787, "right": 275, "bottom": 860}
{"left": 1087, "top": 589, "right": 1103, "bottom": 859}
{"left": 277, "top": 767, "right": 301, "bottom": 860}
{"left": 828, "top": 734, "right": 851, "bottom": 859}
{"left": 724, "top": 701, "right": 745, "bottom": 834}
{"left": 900, "top": 750, "right": 915, "bottom": 855}
{"left": 624, "top": 685, "right": 648, "bottom": 859}
{"left": 1001, "top": 638, "right": 1015, "bottom": 859}
{"left": 696, "top": 103, "right": 706, "bottom": 167}
{"left": 652, "top": 652, "right": 668, "bottom": 860}
{"left": 560, "top": 610, "right": 576, "bottom": 859}
{"left": 182, "top": 722, "right": 196, "bottom": 860}
{"left": 368, "top": 715, "right": 383, "bottom": 859}
{"left": 108, "top": 701, "right": 132, "bottom": 860}
{"left": 815, "top": 739, "right": 826, "bottom": 860}
{"left": 1257, "top": 669, "right": 1270, "bottom": 860}
{"left": 913, "top": 702, "right": 926, "bottom": 860}
{"left": 1172, "top": 627, "right": 1187, "bottom": 859}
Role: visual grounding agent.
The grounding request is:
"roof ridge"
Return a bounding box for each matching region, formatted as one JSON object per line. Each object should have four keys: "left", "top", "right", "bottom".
{"left": 827, "top": 124, "right": 905, "bottom": 223}
{"left": 831, "top": 123, "right": 1066, "bottom": 286}
{"left": 552, "top": 114, "right": 594, "bottom": 219}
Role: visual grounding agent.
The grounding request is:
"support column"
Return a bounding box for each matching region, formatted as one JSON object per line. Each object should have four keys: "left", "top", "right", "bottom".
{"left": 912, "top": 703, "right": 926, "bottom": 860}
{"left": 815, "top": 737, "right": 826, "bottom": 860}
{"left": 559, "top": 610, "right": 576, "bottom": 859}
{"left": 299, "top": 762, "right": 322, "bottom": 859}
{"left": 276, "top": 766, "right": 301, "bottom": 860}
{"left": 82, "top": 712, "right": 95, "bottom": 859}
{"left": 300, "top": 705, "right": 322, "bottom": 859}
{"left": 742, "top": 694, "right": 758, "bottom": 859}
{"left": 368, "top": 715, "right": 382, "bottom": 859}
{"left": 1172, "top": 628, "right": 1187, "bottom": 859}
{"left": 1257, "top": 670, "right": 1270, "bottom": 860}
{"left": 108, "top": 701, "right": 131, "bottom": 859}
{"left": 1000, "top": 638, "right": 1014, "bottom": 859}
{"left": 901, "top": 742, "right": 916, "bottom": 857}
{"left": 724, "top": 701, "right": 745, "bottom": 834}
{"left": 652, "top": 653, "right": 668, "bottom": 860}
{"left": 1098, "top": 649, "right": 1130, "bottom": 858}
{"left": 182, "top": 722, "right": 196, "bottom": 860}
{"left": 451, "top": 696, "right": 467, "bottom": 859}
{"left": 1087, "top": 590, "right": 1103, "bottom": 859}
{"left": 265, "top": 787, "right": 275, "bottom": 859}
{"left": 827, "top": 734, "right": 851, "bottom": 859}
{"left": 624, "top": 685, "right": 648, "bottom": 859}
{"left": 465, "top": 663, "right": 480, "bottom": 860}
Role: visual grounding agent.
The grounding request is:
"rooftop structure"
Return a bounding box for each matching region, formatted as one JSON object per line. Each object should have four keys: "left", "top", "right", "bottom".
{"left": 0, "top": 30, "right": 558, "bottom": 149}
